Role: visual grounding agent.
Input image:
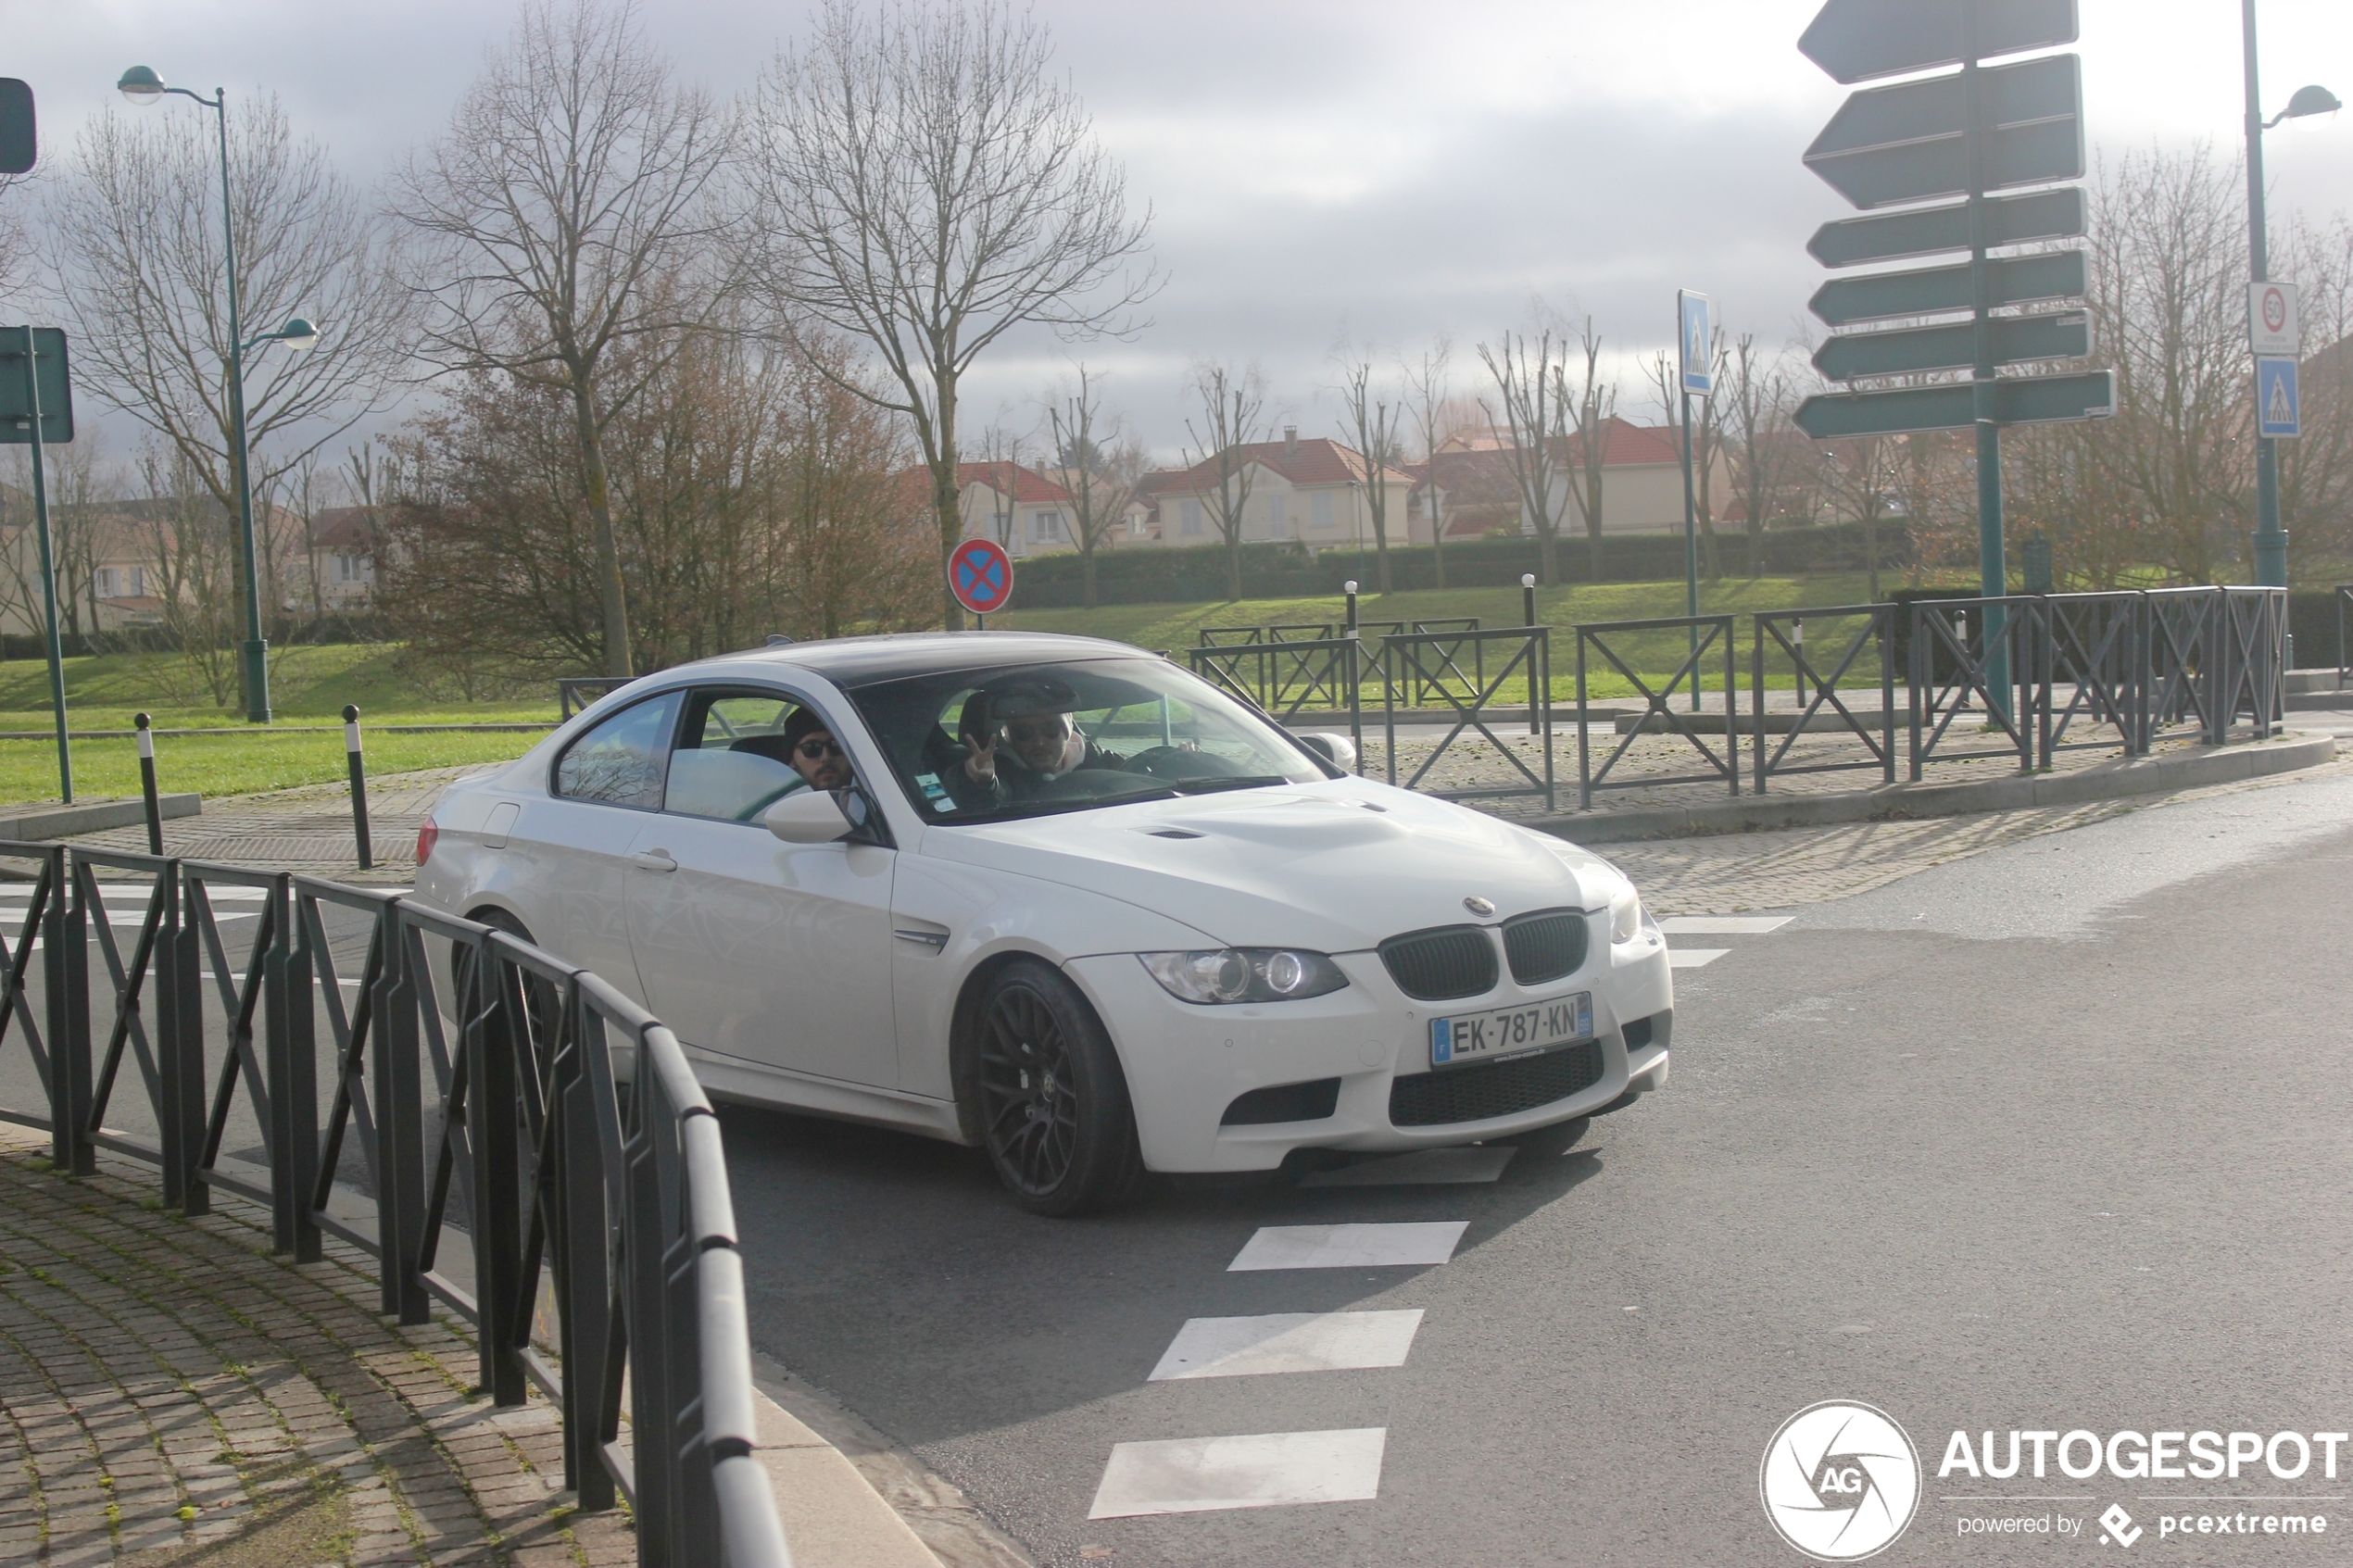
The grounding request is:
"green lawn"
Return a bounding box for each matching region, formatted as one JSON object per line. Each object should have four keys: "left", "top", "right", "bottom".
{"left": 0, "top": 643, "right": 560, "bottom": 808}
{"left": 997, "top": 574, "right": 1920, "bottom": 703}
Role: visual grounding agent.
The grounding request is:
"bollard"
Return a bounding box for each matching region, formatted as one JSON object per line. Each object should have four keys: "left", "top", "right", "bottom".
{"left": 1522, "top": 575, "right": 1540, "bottom": 734}
{"left": 344, "top": 704, "right": 373, "bottom": 870}
{"left": 1343, "top": 580, "right": 1359, "bottom": 635}
{"left": 134, "top": 711, "right": 164, "bottom": 855}
{"left": 1793, "top": 617, "right": 1806, "bottom": 713}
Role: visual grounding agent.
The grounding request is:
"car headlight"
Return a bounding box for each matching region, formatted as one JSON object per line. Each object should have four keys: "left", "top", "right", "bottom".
{"left": 1609, "top": 884, "right": 1646, "bottom": 944}
{"left": 1139, "top": 948, "right": 1351, "bottom": 1005}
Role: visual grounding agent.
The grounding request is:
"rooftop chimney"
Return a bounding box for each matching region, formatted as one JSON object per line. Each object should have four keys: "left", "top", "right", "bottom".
{"left": 1284, "top": 425, "right": 1299, "bottom": 461}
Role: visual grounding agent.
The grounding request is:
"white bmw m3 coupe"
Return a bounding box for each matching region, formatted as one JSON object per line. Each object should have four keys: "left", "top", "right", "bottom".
{"left": 412, "top": 633, "right": 1674, "bottom": 1213}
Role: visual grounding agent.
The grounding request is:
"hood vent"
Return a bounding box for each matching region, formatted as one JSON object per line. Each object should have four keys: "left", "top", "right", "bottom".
{"left": 1145, "top": 827, "right": 1203, "bottom": 839}
{"left": 1378, "top": 924, "right": 1497, "bottom": 1001}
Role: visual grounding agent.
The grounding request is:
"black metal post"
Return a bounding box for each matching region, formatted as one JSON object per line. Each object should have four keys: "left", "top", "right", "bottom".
{"left": 1522, "top": 574, "right": 1540, "bottom": 735}
{"left": 135, "top": 712, "right": 164, "bottom": 854}
{"left": 43, "top": 847, "right": 93, "bottom": 1175}
{"left": 343, "top": 705, "right": 372, "bottom": 870}
{"left": 377, "top": 913, "right": 429, "bottom": 1323}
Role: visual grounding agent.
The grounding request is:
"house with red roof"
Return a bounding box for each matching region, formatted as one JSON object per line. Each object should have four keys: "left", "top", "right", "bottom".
{"left": 944, "top": 461, "right": 1082, "bottom": 558}
{"left": 1403, "top": 418, "right": 1732, "bottom": 542}
{"left": 1126, "top": 428, "right": 1417, "bottom": 551}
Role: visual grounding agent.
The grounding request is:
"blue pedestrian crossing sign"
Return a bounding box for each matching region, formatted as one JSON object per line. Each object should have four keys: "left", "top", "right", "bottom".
{"left": 1678, "top": 290, "right": 1713, "bottom": 396}
{"left": 2257, "top": 356, "right": 2299, "bottom": 439}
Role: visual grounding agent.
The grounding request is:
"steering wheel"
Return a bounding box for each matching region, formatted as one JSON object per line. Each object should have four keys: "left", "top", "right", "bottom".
{"left": 1126, "top": 746, "right": 1239, "bottom": 780}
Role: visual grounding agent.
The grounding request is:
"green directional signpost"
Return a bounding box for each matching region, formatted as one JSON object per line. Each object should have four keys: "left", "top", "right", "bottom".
{"left": 1794, "top": 0, "right": 2113, "bottom": 713}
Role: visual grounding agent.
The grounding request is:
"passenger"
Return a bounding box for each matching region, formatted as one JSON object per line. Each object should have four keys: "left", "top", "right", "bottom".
{"left": 952, "top": 683, "right": 1123, "bottom": 807}
{"left": 780, "top": 708, "right": 853, "bottom": 792}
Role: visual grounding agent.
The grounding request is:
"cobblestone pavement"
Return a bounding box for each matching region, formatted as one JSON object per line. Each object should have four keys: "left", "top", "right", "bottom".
{"left": 64, "top": 769, "right": 484, "bottom": 885}
{"left": 0, "top": 1133, "right": 635, "bottom": 1565}
{"left": 1596, "top": 746, "right": 2353, "bottom": 915}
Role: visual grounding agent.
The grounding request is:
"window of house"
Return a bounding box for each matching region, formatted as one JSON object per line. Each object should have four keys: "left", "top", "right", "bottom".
{"left": 1265, "top": 495, "right": 1288, "bottom": 538}
{"left": 1312, "top": 492, "right": 1335, "bottom": 530}
{"left": 1181, "top": 499, "right": 1202, "bottom": 536}
{"left": 1030, "top": 509, "right": 1065, "bottom": 543}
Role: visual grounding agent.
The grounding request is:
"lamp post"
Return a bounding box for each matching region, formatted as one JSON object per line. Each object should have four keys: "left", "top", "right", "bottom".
{"left": 117, "top": 66, "right": 319, "bottom": 723}
{"left": 2239, "top": 7, "right": 2340, "bottom": 595}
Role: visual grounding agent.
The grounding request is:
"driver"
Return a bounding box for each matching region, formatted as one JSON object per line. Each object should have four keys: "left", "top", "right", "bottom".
{"left": 780, "top": 707, "right": 853, "bottom": 792}
{"left": 951, "top": 680, "right": 1124, "bottom": 807}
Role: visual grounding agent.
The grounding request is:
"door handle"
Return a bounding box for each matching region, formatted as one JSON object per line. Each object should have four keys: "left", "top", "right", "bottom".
{"left": 629, "top": 849, "right": 677, "bottom": 872}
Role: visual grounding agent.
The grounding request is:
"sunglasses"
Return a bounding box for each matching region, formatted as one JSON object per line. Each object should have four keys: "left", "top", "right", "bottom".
{"left": 796, "top": 738, "right": 846, "bottom": 760}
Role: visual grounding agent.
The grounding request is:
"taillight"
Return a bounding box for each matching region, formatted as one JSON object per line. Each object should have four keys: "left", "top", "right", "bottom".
{"left": 416, "top": 818, "right": 439, "bottom": 864}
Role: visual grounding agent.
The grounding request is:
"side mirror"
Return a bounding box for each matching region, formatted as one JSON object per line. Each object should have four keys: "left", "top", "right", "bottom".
{"left": 763, "top": 789, "right": 853, "bottom": 844}
{"left": 1297, "top": 731, "right": 1358, "bottom": 773}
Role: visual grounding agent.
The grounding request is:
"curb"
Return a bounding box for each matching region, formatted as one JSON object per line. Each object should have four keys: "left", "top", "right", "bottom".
{"left": 0, "top": 793, "right": 200, "bottom": 840}
{"left": 1524, "top": 732, "right": 2338, "bottom": 844}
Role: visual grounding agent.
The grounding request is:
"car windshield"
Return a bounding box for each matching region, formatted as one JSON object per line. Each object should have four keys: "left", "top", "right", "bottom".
{"left": 842, "top": 655, "right": 1327, "bottom": 824}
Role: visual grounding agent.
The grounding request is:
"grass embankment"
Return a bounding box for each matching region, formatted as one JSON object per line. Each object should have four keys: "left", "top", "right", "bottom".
{"left": 997, "top": 574, "right": 1911, "bottom": 703}
{"left": 0, "top": 644, "right": 557, "bottom": 808}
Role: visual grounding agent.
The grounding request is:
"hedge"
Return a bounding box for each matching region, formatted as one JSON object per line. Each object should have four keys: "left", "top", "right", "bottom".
{"left": 1004, "top": 521, "right": 1919, "bottom": 608}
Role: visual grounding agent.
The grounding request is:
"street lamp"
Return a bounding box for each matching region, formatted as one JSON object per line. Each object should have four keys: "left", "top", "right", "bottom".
{"left": 119, "top": 64, "right": 307, "bottom": 722}
{"left": 2240, "top": 6, "right": 2340, "bottom": 597}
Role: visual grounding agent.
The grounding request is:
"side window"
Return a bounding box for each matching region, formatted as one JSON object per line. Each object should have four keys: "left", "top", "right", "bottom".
{"left": 554, "top": 692, "right": 681, "bottom": 809}
{"left": 663, "top": 689, "right": 829, "bottom": 822}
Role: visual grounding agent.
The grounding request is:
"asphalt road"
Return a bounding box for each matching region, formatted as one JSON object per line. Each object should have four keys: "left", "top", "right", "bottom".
{"left": 725, "top": 754, "right": 2353, "bottom": 1567}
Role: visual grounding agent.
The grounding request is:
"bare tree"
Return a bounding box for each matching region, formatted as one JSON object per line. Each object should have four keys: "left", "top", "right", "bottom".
{"left": 392, "top": 0, "right": 736, "bottom": 677}
{"left": 1046, "top": 366, "right": 1140, "bottom": 609}
{"left": 748, "top": 0, "right": 1156, "bottom": 629}
{"left": 1478, "top": 329, "right": 1569, "bottom": 584}
{"left": 1181, "top": 362, "right": 1266, "bottom": 603}
{"left": 44, "top": 94, "right": 409, "bottom": 649}
{"left": 1642, "top": 335, "right": 1730, "bottom": 582}
{"left": 1723, "top": 333, "right": 1800, "bottom": 574}
{"left": 1559, "top": 316, "right": 1617, "bottom": 579}
{"left": 1333, "top": 351, "right": 1404, "bottom": 594}
{"left": 1400, "top": 340, "right": 1453, "bottom": 588}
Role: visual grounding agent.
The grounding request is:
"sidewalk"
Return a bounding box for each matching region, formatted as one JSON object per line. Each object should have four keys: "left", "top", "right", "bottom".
{"left": 0, "top": 1129, "right": 630, "bottom": 1566}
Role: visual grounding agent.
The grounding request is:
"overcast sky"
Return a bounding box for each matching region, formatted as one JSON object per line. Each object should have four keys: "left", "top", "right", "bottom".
{"left": 8, "top": 0, "right": 2352, "bottom": 468}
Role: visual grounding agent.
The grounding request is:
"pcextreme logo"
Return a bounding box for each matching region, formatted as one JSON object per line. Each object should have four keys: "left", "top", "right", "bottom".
{"left": 1761, "top": 1400, "right": 1923, "bottom": 1562}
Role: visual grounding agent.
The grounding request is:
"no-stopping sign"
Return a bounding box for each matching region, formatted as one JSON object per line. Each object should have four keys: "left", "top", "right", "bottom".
{"left": 948, "top": 537, "right": 1013, "bottom": 617}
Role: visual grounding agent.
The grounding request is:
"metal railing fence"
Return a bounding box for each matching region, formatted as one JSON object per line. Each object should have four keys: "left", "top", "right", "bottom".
{"left": 1751, "top": 606, "right": 1897, "bottom": 792}
{"left": 1906, "top": 596, "right": 2045, "bottom": 779}
{"left": 1367, "top": 626, "right": 1555, "bottom": 812}
{"left": 0, "top": 846, "right": 789, "bottom": 1568}
{"left": 1576, "top": 613, "right": 1740, "bottom": 810}
{"left": 1188, "top": 635, "right": 1366, "bottom": 759}
{"left": 1195, "top": 619, "right": 1483, "bottom": 711}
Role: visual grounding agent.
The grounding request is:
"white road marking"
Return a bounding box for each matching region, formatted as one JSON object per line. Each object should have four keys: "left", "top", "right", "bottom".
{"left": 1300, "top": 1146, "right": 1516, "bottom": 1186}
{"left": 1087, "top": 1428, "right": 1387, "bottom": 1518}
{"left": 1667, "top": 948, "right": 1728, "bottom": 969}
{"left": 1228, "top": 1221, "right": 1467, "bottom": 1271}
{"left": 1148, "top": 1311, "right": 1424, "bottom": 1382}
{"left": 1660, "top": 915, "right": 1793, "bottom": 935}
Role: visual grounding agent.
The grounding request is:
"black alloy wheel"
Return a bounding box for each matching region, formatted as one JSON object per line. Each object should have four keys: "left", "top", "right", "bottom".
{"left": 972, "top": 960, "right": 1143, "bottom": 1216}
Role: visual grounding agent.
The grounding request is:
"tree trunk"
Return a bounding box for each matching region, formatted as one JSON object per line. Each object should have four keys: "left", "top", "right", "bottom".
{"left": 1082, "top": 541, "right": 1098, "bottom": 608}
{"left": 1538, "top": 528, "right": 1558, "bottom": 586}
{"left": 1373, "top": 510, "right": 1392, "bottom": 594}
{"left": 1225, "top": 533, "right": 1241, "bottom": 601}
{"left": 1700, "top": 515, "right": 1720, "bottom": 582}
{"left": 570, "top": 374, "right": 635, "bottom": 678}
{"left": 932, "top": 461, "right": 965, "bottom": 630}
{"left": 1586, "top": 527, "right": 1602, "bottom": 582}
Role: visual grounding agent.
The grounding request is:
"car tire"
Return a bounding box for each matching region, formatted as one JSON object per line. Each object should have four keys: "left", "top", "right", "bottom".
{"left": 970, "top": 959, "right": 1144, "bottom": 1217}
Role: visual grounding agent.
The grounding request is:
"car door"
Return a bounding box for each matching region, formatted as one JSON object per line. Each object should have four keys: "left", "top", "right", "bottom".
{"left": 623, "top": 686, "right": 900, "bottom": 1089}
{"left": 507, "top": 688, "right": 683, "bottom": 1003}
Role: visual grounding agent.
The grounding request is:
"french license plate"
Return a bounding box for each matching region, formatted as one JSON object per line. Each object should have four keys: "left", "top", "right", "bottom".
{"left": 1430, "top": 993, "right": 1592, "bottom": 1069}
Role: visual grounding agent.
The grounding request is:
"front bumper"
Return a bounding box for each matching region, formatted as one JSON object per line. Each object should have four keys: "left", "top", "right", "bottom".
{"left": 1063, "top": 922, "right": 1675, "bottom": 1173}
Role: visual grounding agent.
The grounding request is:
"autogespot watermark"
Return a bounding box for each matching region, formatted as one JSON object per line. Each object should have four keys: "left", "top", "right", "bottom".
{"left": 1765, "top": 1408, "right": 2347, "bottom": 1558}
{"left": 1761, "top": 1401, "right": 1923, "bottom": 1562}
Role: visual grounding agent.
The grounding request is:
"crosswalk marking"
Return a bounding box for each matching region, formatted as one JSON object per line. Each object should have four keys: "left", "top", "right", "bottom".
{"left": 1087, "top": 1428, "right": 1388, "bottom": 1518}
{"left": 1299, "top": 1146, "right": 1515, "bottom": 1186}
{"left": 1228, "top": 1221, "right": 1467, "bottom": 1271}
{"left": 1148, "top": 1311, "right": 1424, "bottom": 1382}
{"left": 1660, "top": 915, "right": 1793, "bottom": 935}
{"left": 1667, "top": 947, "right": 1728, "bottom": 969}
